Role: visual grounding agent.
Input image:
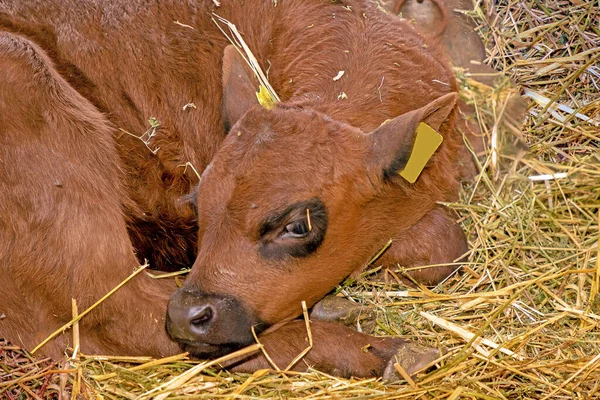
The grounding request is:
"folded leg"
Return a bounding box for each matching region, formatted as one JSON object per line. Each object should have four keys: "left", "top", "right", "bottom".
{"left": 377, "top": 207, "right": 468, "bottom": 285}
{"left": 227, "top": 321, "right": 441, "bottom": 379}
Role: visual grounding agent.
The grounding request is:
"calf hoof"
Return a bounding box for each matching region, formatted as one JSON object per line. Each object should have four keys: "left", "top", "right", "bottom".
{"left": 310, "top": 295, "right": 376, "bottom": 333}
{"left": 383, "top": 342, "right": 443, "bottom": 381}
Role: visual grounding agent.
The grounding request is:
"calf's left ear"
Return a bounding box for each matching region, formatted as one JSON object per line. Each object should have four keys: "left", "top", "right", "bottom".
{"left": 367, "top": 92, "right": 458, "bottom": 182}
{"left": 222, "top": 45, "right": 260, "bottom": 131}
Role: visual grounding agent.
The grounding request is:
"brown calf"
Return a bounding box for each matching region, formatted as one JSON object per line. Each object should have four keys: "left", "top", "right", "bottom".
{"left": 0, "top": 0, "right": 468, "bottom": 378}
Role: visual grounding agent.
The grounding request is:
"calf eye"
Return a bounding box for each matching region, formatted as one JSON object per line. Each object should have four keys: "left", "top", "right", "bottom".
{"left": 283, "top": 220, "right": 310, "bottom": 238}
{"left": 259, "top": 198, "right": 328, "bottom": 260}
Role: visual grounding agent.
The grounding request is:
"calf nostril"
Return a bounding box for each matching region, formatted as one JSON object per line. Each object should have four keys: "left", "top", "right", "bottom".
{"left": 168, "top": 291, "right": 259, "bottom": 349}
{"left": 189, "top": 305, "right": 214, "bottom": 329}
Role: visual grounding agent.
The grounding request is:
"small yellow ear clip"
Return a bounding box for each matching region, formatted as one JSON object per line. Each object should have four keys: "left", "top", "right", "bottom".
{"left": 399, "top": 122, "right": 443, "bottom": 183}
{"left": 256, "top": 85, "right": 276, "bottom": 110}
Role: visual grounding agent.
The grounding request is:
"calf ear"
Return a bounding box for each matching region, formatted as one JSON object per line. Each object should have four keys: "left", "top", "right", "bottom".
{"left": 367, "top": 92, "right": 458, "bottom": 182}
{"left": 222, "top": 45, "right": 259, "bottom": 131}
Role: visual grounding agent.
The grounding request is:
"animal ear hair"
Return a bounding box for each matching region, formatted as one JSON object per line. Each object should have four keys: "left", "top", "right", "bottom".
{"left": 222, "top": 45, "right": 260, "bottom": 131}
{"left": 177, "top": 184, "right": 199, "bottom": 214}
{"left": 367, "top": 92, "right": 458, "bottom": 182}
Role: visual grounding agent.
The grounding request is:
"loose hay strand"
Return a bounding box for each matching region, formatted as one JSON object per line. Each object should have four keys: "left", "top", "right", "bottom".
{"left": 30, "top": 263, "right": 151, "bottom": 355}
{"left": 419, "top": 311, "right": 523, "bottom": 360}
{"left": 251, "top": 325, "right": 281, "bottom": 372}
{"left": 137, "top": 343, "right": 262, "bottom": 400}
{"left": 91, "top": 353, "right": 189, "bottom": 381}
{"left": 71, "top": 299, "right": 80, "bottom": 361}
{"left": 283, "top": 301, "right": 313, "bottom": 371}
{"left": 212, "top": 14, "right": 280, "bottom": 105}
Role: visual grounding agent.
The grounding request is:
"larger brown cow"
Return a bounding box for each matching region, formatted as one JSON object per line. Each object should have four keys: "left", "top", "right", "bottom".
{"left": 0, "top": 0, "right": 468, "bottom": 378}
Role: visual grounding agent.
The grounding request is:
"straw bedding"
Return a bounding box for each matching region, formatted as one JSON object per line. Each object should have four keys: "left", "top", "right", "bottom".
{"left": 1, "top": 0, "right": 598, "bottom": 398}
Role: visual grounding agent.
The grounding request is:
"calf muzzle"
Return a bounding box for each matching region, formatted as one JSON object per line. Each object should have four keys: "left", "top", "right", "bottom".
{"left": 166, "top": 289, "right": 263, "bottom": 358}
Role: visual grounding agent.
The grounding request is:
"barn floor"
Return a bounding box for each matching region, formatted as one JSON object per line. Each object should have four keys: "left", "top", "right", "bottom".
{"left": 2, "top": 0, "right": 599, "bottom": 398}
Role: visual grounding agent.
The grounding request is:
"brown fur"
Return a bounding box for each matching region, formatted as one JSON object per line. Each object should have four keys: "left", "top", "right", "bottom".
{"left": 0, "top": 31, "right": 179, "bottom": 357}
{"left": 225, "top": 321, "right": 408, "bottom": 378}
{"left": 1, "top": 0, "right": 467, "bottom": 377}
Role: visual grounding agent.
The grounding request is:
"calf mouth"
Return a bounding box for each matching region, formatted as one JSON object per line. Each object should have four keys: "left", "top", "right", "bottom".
{"left": 174, "top": 338, "right": 249, "bottom": 359}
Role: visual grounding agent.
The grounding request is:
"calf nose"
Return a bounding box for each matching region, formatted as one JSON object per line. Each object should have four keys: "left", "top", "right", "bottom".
{"left": 167, "top": 300, "right": 216, "bottom": 341}
{"left": 166, "top": 289, "right": 264, "bottom": 356}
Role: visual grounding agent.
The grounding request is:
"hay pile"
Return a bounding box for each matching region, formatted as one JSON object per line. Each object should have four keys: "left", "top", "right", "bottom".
{"left": 1, "top": 0, "right": 598, "bottom": 398}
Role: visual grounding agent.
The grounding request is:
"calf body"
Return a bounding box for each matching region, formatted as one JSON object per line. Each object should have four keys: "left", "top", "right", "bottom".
{"left": 0, "top": 0, "right": 467, "bottom": 378}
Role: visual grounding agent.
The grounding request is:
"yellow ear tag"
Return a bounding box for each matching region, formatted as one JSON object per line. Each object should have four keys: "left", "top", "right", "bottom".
{"left": 256, "top": 85, "right": 276, "bottom": 110}
{"left": 399, "top": 122, "right": 443, "bottom": 183}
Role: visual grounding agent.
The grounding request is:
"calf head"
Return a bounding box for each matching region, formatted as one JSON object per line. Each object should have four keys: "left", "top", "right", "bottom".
{"left": 167, "top": 46, "right": 458, "bottom": 358}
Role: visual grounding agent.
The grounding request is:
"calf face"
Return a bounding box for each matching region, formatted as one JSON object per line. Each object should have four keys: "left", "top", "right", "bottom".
{"left": 167, "top": 50, "right": 458, "bottom": 357}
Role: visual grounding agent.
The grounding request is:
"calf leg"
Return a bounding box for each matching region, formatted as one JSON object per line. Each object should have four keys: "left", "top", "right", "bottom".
{"left": 376, "top": 207, "right": 468, "bottom": 286}
{"left": 310, "top": 295, "right": 376, "bottom": 334}
{"left": 0, "top": 32, "right": 179, "bottom": 358}
{"left": 227, "top": 321, "right": 441, "bottom": 379}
